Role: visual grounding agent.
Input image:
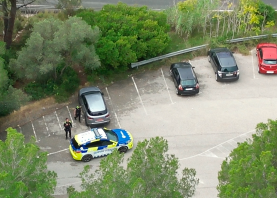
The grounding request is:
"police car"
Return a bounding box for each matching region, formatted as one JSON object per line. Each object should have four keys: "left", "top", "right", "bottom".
{"left": 69, "top": 127, "right": 133, "bottom": 162}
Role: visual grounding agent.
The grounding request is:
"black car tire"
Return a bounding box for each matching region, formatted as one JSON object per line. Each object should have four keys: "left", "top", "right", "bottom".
{"left": 215, "top": 73, "right": 219, "bottom": 81}
{"left": 258, "top": 66, "right": 260, "bottom": 73}
{"left": 175, "top": 87, "right": 180, "bottom": 95}
{"left": 82, "top": 154, "right": 93, "bottom": 162}
{"left": 118, "top": 146, "right": 128, "bottom": 153}
{"left": 84, "top": 117, "right": 88, "bottom": 126}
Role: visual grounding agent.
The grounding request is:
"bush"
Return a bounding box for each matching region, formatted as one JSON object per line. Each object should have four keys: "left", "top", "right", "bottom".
{"left": 24, "top": 80, "right": 55, "bottom": 100}
{"left": 24, "top": 66, "right": 80, "bottom": 102}
{"left": 77, "top": 3, "right": 170, "bottom": 72}
{"left": 54, "top": 66, "right": 80, "bottom": 102}
{"left": 0, "top": 86, "right": 30, "bottom": 117}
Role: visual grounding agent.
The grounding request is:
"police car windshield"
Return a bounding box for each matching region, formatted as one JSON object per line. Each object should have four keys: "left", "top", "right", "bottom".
{"left": 104, "top": 129, "right": 118, "bottom": 142}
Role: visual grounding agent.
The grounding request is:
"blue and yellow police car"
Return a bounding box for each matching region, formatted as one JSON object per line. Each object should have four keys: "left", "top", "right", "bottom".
{"left": 69, "top": 127, "right": 133, "bottom": 162}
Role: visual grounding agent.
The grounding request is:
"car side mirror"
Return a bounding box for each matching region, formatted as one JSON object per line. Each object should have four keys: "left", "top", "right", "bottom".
{"left": 101, "top": 92, "right": 104, "bottom": 95}
{"left": 192, "top": 66, "right": 195, "bottom": 68}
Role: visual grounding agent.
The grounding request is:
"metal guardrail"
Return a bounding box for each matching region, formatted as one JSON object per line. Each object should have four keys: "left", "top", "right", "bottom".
{"left": 131, "top": 44, "right": 208, "bottom": 68}
{"left": 131, "top": 32, "right": 277, "bottom": 68}
{"left": 226, "top": 34, "right": 277, "bottom": 43}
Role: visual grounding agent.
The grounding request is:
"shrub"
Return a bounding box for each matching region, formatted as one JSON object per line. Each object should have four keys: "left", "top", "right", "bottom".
{"left": 24, "top": 66, "right": 79, "bottom": 102}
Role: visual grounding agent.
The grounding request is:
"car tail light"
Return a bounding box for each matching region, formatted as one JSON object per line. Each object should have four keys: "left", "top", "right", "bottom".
{"left": 218, "top": 71, "right": 222, "bottom": 77}
{"left": 105, "top": 114, "right": 110, "bottom": 118}
{"left": 75, "top": 150, "right": 81, "bottom": 153}
{"left": 178, "top": 85, "right": 183, "bottom": 90}
{"left": 234, "top": 70, "right": 239, "bottom": 75}
{"left": 87, "top": 116, "right": 93, "bottom": 120}
{"left": 196, "top": 83, "right": 199, "bottom": 89}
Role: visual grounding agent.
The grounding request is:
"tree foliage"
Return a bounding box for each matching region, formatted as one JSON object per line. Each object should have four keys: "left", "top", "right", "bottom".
{"left": 166, "top": 0, "right": 220, "bottom": 38}
{"left": 166, "top": 0, "right": 275, "bottom": 39}
{"left": 9, "top": 16, "right": 101, "bottom": 81}
{"left": 217, "top": 119, "right": 277, "bottom": 197}
{"left": 76, "top": 2, "right": 170, "bottom": 71}
{"left": 68, "top": 137, "right": 199, "bottom": 198}
{"left": 0, "top": 127, "right": 57, "bottom": 197}
{"left": 0, "top": 41, "right": 30, "bottom": 117}
{"left": 0, "top": 0, "right": 37, "bottom": 49}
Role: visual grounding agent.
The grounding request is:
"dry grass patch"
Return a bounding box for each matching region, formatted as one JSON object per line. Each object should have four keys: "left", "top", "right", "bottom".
{"left": 0, "top": 97, "right": 68, "bottom": 132}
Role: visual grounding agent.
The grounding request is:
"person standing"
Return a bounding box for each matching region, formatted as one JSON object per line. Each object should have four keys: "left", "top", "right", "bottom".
{"left": 64, "top": 118, "right": 72, "bottom": 140}
{"left": 74, "top": 106, "right": 81, "bottom": 123}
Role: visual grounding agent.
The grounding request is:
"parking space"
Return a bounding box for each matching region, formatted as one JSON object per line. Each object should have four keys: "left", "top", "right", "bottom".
{"left": 2, "top": 50, "right": 277, "bottom": 197}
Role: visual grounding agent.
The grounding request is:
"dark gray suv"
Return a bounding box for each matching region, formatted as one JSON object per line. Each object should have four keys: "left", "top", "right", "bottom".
{"left": 78, "top": 87, "right": 110, "bottom": 126}
{"left": 208, "top": 48, "right": 239, "bottom": 82}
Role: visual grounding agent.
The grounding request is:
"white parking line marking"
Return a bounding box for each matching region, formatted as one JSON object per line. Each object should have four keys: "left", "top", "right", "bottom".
{"left": 106, "top": 87, "right": 121, "bottom": 128}
{"left": 217, "top": 145, "right": 230, "bottom": 153}
{"left": 30, "top": 120, "right": 38, "bottom": 142}
{"left": 180, "top": 129, "right": 255, "bottom": 161}
{"left": 132, "top": 77, "right": 148, "bottom": 115}
{"left": 55, "top": 111, "right": 63, "bottom": 130}
{"left": 47, "top": 148, "right": 68, "bottom": 156}
{"left": 43, "top": 116, "right": 50, "bottom": 136}
{"left": 200, "top": 150, "right": 219, "bottom": 158}
{"left": 227, "top": 139, "right": 238, "bottom": 147}
{"left": 251, "top": 50, "right": 256, "bottom": 79}
{"left": 66, "top": 106, "right": 74, "bottom": 126}
{"left": 161, "top": 68, "right": 174, "bottom": 104}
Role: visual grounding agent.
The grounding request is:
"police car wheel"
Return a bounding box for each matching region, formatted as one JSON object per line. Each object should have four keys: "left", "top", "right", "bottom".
{"left": 82, "top": 154, "right": 93, "bottom": 162}
{"left": 118, "top": 146, "right": 128, "bottom": 153}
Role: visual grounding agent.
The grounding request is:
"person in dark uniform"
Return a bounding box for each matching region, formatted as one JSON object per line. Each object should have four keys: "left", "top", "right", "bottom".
{"left": 64, "top": 118, "right": 72, "bottom": 140}
{"left": 74, "top": 106, "right": 81, "bottom": 123}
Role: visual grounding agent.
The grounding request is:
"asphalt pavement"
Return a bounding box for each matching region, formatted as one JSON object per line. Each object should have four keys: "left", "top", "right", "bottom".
{"left": 2, "top": 49, "right": 277, "bottom": 197}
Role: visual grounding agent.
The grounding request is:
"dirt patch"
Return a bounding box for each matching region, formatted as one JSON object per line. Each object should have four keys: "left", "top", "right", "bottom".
{"left": 0, "top": 97, "right": 69, "bottom": 133}
{"left": 73, "top": 64, "right": 88, "bottom": 87}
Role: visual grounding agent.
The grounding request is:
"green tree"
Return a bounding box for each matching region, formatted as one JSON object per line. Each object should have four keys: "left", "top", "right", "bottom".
{"left": 0, "top": 127, "right": 57, "bottom": 197}
{"left": 1, "top": 0, "right": 37, "bottom": 49}
{"left": 217, "top": 119, "right": 277, "bottom": 197}
{"left": 0, "top": 41, "right": 30, "bottom": 117}
{"left": 77, "top": 2, "right": 170, "bottom": 71}
{"left": 68, "top": 137, "right": 199, "bottom": 198}
{"left": 0, "top": 86, "right": 30, "bottom": 116}
{"left": 9, "top": 16, "right": 101, "bottom": 81}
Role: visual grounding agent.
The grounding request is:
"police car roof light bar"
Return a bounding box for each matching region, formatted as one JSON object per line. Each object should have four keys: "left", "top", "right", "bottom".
{"left": 91, "top": 128, "right": 101, "bottom": 139}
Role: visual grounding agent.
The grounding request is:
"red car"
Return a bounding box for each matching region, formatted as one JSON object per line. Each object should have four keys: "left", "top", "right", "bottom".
{"left": 256, "top": 43, "right": 277, "bottom": 74}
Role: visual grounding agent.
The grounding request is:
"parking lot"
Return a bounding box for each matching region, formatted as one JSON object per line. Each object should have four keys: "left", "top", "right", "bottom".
{"left": 3, "top": 49, "right": 277, "bottom": 197}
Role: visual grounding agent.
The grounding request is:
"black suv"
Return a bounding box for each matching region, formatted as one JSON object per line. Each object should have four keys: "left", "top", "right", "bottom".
{"left": 170, "top": 62, "right": 199, "bottom": 95}
{"left": 208, "top": 48, "right": 239, "bottom": 81}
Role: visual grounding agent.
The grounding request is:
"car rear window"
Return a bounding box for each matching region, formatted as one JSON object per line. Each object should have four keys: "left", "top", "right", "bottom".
{"left": 181, "top": 79, "right": 196, "bottom": 86}
{"left": 218, "top": 52, "right": 236, "bottom": 67}
{"left": 221, "top": 66, "right": 238, "bottom": 72}
{"left": 84, "top": 92, "right": 107, "bottom": 115}
{"left": 71, "top": 137, "right": 80, "bottom": 149}
{"left": 263, "top": 59, "right": 277, "bottom": 65}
